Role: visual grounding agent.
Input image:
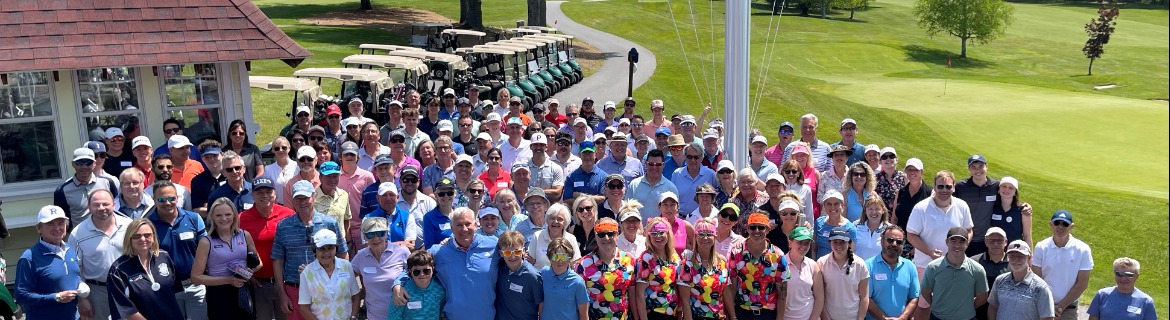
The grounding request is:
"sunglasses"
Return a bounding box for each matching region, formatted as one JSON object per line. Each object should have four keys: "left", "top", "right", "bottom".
{"left": 597, "top": 232, "right": 617, "bottom": 239}
{"left": 437, "top": 191, "right": 455, "bottom": 197}
{"left": 309, "top": 136, "right": 325, "bottom": 141}
{"left": 779, "top": 129, "right": 794, "bottom": 135}
{"left": 364, "top": 231, "right": 387, "bottom": 239}
{"left": 935, "top": 184, "right": 954, "bottom": 190}
{"left": 468, "top": 189, "right": 485, "bottom": 195}
{"left": 328, "top": 115, "right": 342, "bottom": 119}
{"left": 108, "top": 136, "right": 125, "bottom": 142}
{"left": 225, "top": 165, "right": 244, "bottom": 173}
{"left": 649, "top": 231, "right": 667, "bottom": 238}
{"left": 556, "top": 141, "right": 571, "bottom": 147}
{"left": 686, "top": 155, "right": 702, "bottom": 160}
{"left": 576, "top": 206, "right": 594, "bottom": 213}
{"left": 550, "top": 253, "right": 573, "bottom": 262}
{"left": 749, "top": 225, "right": 768, "bottom": 232}
{"left": 781, "top": 210, "right": 799, "bottom": 217}
{"left": 411, "top": 268, "right": 433, "bottom": 277}
{"left": 646, "top": 162, "right": 664, "bottom": 167}
{"left": 880, "top": 155, "right": 896, "bottom": 160}
{"left": 1053, "top": 221, "right": 1070, "bottom": 227}
{"left": 566, "top": 113, "right": 578, "bottom": 117}
{"left": 718, "top": 170, "right": 734, "bottom": 175}
{"left": 164, "top": 128, "right": 182, "bottom": 134}
{"left": 784, "top": 170, "right": 800, "bottom": 174}
{"left": 291, "top": 138, "right": 305, "bottom": 143}
{"left": 488, "top": 156, "right": 501, "bottom": 161}
{"left": 74, "top": 160, "right": 95, "bottom": 167}
{"left": 298, "top": 157, "right": 315, "bottom": 163}
{"left": 851, "top": 171, "right": 867, "bottom": 177}
{"left": 501, "top": 249, "right": 524, "bottom": 257}
{"left": 390, "top": 138, "right": 406, "bottom": 143}
{"left": 681, "top": 122, "right": 696, "bottom": 127}
{"left": 96, "top": 153, "right": 108, "bottom": 159}
{"left": 401, "top": 178, "right": 418, "bottom": 184}
{"left": 606, "top": 184, "right": 624, "bottom": 190}
{"left": 230, "top": 131, "right": 246, "bottom": 137}
{"left": 719, "top": 211, "right": 739, "bottom": 221}
{"left": 885, "top": 238, "right": 905, "bottom": 245}
{"left": 156, "top": 196, "right": 177, "bottom": 203}
{"left": 297, "top": 113, "right": 310, "bottom": 118}
{"left": 156, "top": 165, "right": 174, "bottom": 170}
{"left": 131, "top": 233, "right": 154, "bottom": 240}
{"left": 273, "top": 146, "right": 289, "bottom": 152}
{"left": 1114, "top": 271, "right": 1137, "bottom": 278}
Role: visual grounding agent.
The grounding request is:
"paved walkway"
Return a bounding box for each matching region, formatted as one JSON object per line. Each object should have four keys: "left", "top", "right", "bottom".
{"left": 546, "top": 1, "right": 657, "bottom": 105}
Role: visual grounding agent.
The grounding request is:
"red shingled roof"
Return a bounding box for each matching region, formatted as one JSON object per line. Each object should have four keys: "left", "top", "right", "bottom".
{"left": 0, "top": 0, "right": 311, "bottom": 73}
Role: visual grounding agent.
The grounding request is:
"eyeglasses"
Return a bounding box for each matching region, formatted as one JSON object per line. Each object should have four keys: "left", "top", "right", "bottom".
{"left": 131, "top": 233, "right": 154, "bottom": 240}
{"left": 697, "top": 232, "right": 715, "bottom": 238}
{"left": 411, "top": 268, "right": 433, "bottom": 277}
{"left": 459, "top": 123, "right": 473, "bottom": 128}
{"left": 156, "top": 196, "right": 177, "bottom": 203}
{"left": 74, "top": 159, "right": 95, "bottom": 167}
{"left": 309, "top": 136, "right": 325, "bottom": 141}
{"left": 230, "top": 131, "right": 246, "bottom": 137}
{"left": 885, "top": 238, "right": 905, "bottom": 245}
{"left": 646, "top": 162, "right": 664, "bottom": 167}
{"left": 784, "top": 170, "right": 800, "bottom": 174}
{"left": 468, "top": 189, "right": 485, "bottom": 195}
{"left": 576, "top": 206, "right": 594, "bottom": 213}
{"left": 880, "top": 155, "right": 896, "bottom": 160}
{"left": 935, "top": 184, "right": 954, "bottom": 190}
{"left": 437, "top": 191, "right": 455, "bottom": 197}
{"left": 364, "top": 231, "right": 386, "bottom": 239}
{"left": 291, "top": 138, "right": 305, "bottom": 143}
{"left": 841, "top": 126, "right": 857, "bottom": 131}
{"left": 297, "top": 113, "right": 310, "bottom": 118}
{"left": 597, "top": 232, "right": 617, "bottom": 239}
{"left": 749, "top": 225, "right": 768, "bottom": 232}
{"left": 685, "top": 155, "right": 702, "bottom": 160}
{"left": 225, "top": 165, "right": 244, "bottom": 173}
{"left": 164, "top": 128, "right": 182, "bottom": 134}
{"left": 719, "top": 211, "right": 739, "bottom": 221}
{"left": 298, "top": 157, "right": 315, "bottom": 163}
{"left": 1114, "top": 271, "right": 1137, "bottom": 278}
{"left": 501, "top": 249, "right": 524, "bottom": 257}
{"left": 1053, "top": 221, "right": 1070, "bottom": 227}
{"left": 606, "top": 184, "right": 624, "bottom": 190}
{"left": 550, "top": 253, "right": 572, "bottom": 262}
{"left": 273, "top": 146, "right": 290, "bottom": 152}
{"left": 649, "top": 231, "right": 667, "bottom": 238}
{"left": 779, "top": 129, "right": 794, "bottom": 135}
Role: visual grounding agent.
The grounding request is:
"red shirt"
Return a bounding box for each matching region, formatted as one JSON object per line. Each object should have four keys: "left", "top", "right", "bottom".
{"left": 477, "top": 168, "right": 512, "bottom": 201}
{"left": 238, "top": 204, "right": 296, "bottom": 279}
{"left": 133, "top": 162, "right": 154, "bottom": 186}
{"left": 546, "top": 113, "right": 568, "bottom": 127}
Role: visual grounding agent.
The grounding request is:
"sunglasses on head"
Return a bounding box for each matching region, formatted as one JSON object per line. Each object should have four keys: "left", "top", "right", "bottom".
{"left": 935, "top": 184, "right": 954, "bottom": 190}
{"left": 597, "top": 232, "right": 617, "bottom": 239}
{"left": 885, "top": 237, "right": 905, "bottom": 245}
{"left": 364, "top": 231, "right": 386, "bottom": 239}
{"left": 411, "top": 268, "right": 433, "bottom": 277}
{"left": 501, "top": 249, "right": 524, "bottom": 257}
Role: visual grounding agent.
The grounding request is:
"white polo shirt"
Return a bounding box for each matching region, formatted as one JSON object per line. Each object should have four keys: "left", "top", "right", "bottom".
{"left": 66, "top": 214, "right": 132, "bottom": 281}
{"left": 499, "top": 139, "right": 533, "bottom": 169}
{"left": 906, "top": 197, "right": 973, "bottom": 268}
{"left": 1031, "top": 235, "right": 1093, "bottom": 303}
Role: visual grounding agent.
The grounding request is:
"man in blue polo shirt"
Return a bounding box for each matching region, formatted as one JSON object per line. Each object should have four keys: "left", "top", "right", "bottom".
{"left": 206, "top": 150, "right": 254, "bottom": 211}
{"left": 146, "top": 180, "right": 207, "bottom": 320}
{"left": 865, "top": 226, "right": 919, "bottom": 320}
{"left": 365, "top": 182, "right": 419, "bottom": 248}
{"left": 671, "top": 144, "right": 717, "bottom": 214}
{"left": 15, "top": 205, "right": 83, "bottom": 320}
{"left": 562, "top": 141, "right": 606, "bottom": 203}
{"left": 394, "top": 207, "right": 499, "bottom": 320}
{"left": 271, "top": 180, "right": 348, "bottom": 320}
{"left": 627, "top": 149, "right": 679, "bottom": 219}
{"left": 830, "top": 118, "right": 867, "bottom": 166}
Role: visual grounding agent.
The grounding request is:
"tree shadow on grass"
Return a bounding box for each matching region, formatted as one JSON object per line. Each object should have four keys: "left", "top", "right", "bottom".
{"left": 259, "top": 3, "right": 360, "bottom": 20}
{"left": 902, "top": 45, "right": 995, "bottom": 69}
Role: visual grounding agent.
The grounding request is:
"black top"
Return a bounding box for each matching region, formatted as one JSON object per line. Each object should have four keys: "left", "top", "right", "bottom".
{"left": 106, "top": 252, "right": 185, "bottom": 320}
{"left": 104, "top": 151, "right": 136, "bottom": 178}
{"left": 991, "top": 205, "right": 1025, "bottom": 243}
{"left": 456, "top": 135, "right": 479, "bottom": 156}
{"left": 972, "top": 251, "right": 1010, "bottom": 320}
{"left": 954, "top": 177, "right": 1000, "bottom": 242}
{"left": 894, "top": 183, "right": 932, "bottom": 231}
{"left": 570, "top": 225, "right": 597, "bottom": 257}
{"left": 190, "top": 170, "right": 226, "bottom": 210}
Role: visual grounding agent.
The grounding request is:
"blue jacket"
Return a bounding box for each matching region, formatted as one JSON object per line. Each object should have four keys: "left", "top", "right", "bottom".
{"left": 15, "top": 240, "right": 81, "bottom": 320}
{"left": 365, "top": 205, "right": 412, "bottom": 243}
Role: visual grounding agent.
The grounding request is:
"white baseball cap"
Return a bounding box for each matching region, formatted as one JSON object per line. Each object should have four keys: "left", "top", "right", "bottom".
{"left": 131, "top": 136, "right": 152, "bottom": 149}
{"left": 603, "top": 101, "right": 617, "bottom": 110}
{"left": 765, "top": 173, "right": 786, "bottom": 185}
{"left": 168, "top": 135, "right": 193, "bottom": 149}
{"left": 485, "top": 113, "right": 502, "bottom": 123}
{"left": 573, "top": 117, "right": 587, "bottom": 126}
{"left": 312, "top": 229, "right": 339, "bottom": 248}
{"left": 530, "top": 133, "right": 547, "bottom": 145}
{"left": 104, "top": 127, "right": 124, "bottom": 139}
{"left": 378, "top": 182, "right": 398, "bottom": 196}
{"left": 476, "top": 132, "right": 493, "bottom": 142}
{"left": 437, "top": 120, "right": 454, "bottom": 132}
{"left": 751, "top": 135, "right": 768, "bottom": 145}
{"left": 38, "top": 205, "right": 68, "bottom": 224}
{"left": 904, "top": 158, "right": 924, "bottom": 170}
{"left": 72, "top": 148, "right": 96, "bottom": 161}
{"left": 455, "top": 154, "right": 474, "bottom": 165}
{"left": 297, "top": 146, "right": 317, "bottom": 160}
{"left": 821, "top": 189, "right": 844, "bottom": 203}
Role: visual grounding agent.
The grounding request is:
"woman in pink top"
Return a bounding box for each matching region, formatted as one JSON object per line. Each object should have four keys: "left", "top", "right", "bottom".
{"left": 816, "top": 227, "right": 869, "bottom": 320}
{"left": 657, "top": 191, "right": 696, "bottom": 256}
{"left": 791, "top": 143, "right": 821, "bottom": 217}
{"left": 785, "top": 226, "right": 825, "bottom": 320}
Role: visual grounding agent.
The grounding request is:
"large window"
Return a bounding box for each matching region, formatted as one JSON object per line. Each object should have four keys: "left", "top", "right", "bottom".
{"left": 162, "top": 64, "right": 222, "bottom": 145}
{"left": 0, "top": 72, "right": 62, "bottom": 184}
{"left": 77, "top": 67, "right": 145, "bottom": 141}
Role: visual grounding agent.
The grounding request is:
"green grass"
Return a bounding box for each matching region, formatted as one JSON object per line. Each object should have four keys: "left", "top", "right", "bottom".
{"left": 249, "top": 0, "right": 1169, "bottom": 317}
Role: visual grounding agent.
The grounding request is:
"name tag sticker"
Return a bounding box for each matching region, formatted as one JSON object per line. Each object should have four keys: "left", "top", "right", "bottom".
{"left": 440, "top": 223, "right": 451, "bottom": 230}
{"left": 509, "top": 282, "right": 524, "bottom": 293}
{"left": 407, "top": 301, "right": 422, "bottom": 309}
{"left": 363, "top": 267, "right": 376, "bottom": 274}
{"left": 497, "top": 182, "right": 508, "bottom": 187}
{"left": 243, "top": 203, "right": 254, "bottom": 210}
{"left": 991, "top": 214, "right": 1003, "bottom": 221}
{"left": 1128, "top": 305, "right": 1142, "bottom": 314}
{"left": 574, "top": 181, "right": 584, "bottom": 187}
{"left": 822, "top": 231, "right": 830, "bottom": 237}
{"left": 985, "top": 195, "right": 996, "bottom": 202}
{"left": 874, "top": 273, "right": 888, "bottom": 281}
{"left": 179, "top": 232, "right": 194, "bottom": 240}
{"left": 121, "top": 161, "right": 133, "bottom": 167}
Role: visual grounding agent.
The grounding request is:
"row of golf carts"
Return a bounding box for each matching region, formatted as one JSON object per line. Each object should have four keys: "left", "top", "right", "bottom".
{"left": 251, "top": 25, "right": 582, "bottom": 126}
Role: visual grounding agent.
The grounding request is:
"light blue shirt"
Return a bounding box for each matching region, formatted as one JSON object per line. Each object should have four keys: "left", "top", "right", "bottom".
{"left": 540, "top": 267, "right": 589, "bottom": 320}
{"left": 813, "top": 216, "right": 858, "bottom": 259}
{"left": 845, "top": 189, "right": 870, "bottom": 222}
{"left": 626, "top": 176, "right": 679, "bottom": 220}
{"left": 398, "top": 234, "right": 500, "bottom": 320}
{"left": 595, "top": 155, "right": 645, "bottom": 183}
{"left": 670, "top": 166, "right": 717, "bottom": 214}
{"left": 865, "top": 255, "right": 920, "bottom": 320}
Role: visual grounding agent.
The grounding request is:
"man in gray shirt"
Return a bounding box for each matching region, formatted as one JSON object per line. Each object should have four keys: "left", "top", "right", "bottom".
{"left": 988, "top": 240, "right": 1055, "bottom": 320}
{"left": 525, "top": 132, "right": 565, "bottom": 200}
{"left": 68, "top": 189, "right": 132, "bottom": 320}
{"left": 54, "top": 147, "right": 120, "bottom": 231}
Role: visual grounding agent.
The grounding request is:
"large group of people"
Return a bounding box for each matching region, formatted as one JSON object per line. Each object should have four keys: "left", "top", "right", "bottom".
{"left": 14, "top": 89, "right": 1156, "bottom": 320}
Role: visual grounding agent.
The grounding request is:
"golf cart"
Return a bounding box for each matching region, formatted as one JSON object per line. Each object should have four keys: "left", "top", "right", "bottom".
{"left": 508, "top": 36, "right": 575, "bottom": 89}
{"left": 409, "top": 22, "right": 454, "bottom": 51}
{"left": 520, "top": 26, "right": 562, "bottom": 34}
{"left": 438, "top": 29, "right": 490, "bottom": 53}
{"left": 522, "top": 34, "right": 582, "bottom": 84}
{"left": 247, "top": 76, "right": 327, "bottom": 135}
{"left": 502, "top": 28, "right": 542, "bottom": 39}
{"left": 358, "top": 44, "right": 424, "bottom": 55}
{"left": 492, "top": 39, "right": 569, "bottom": 93}
{"left": 456, "top": 46, "right": 538, "bottom": 107}
{"left": 340, "top": 54, "right": 430, "bottom": 96}
{"left": 291, "top": 68, "right": 397, "bottom": 123}
{"left": 378, "top": 51, "right": 475, "bottom": 97}
{"left": 477, "top": 42, "right": 556, "bottom": 101}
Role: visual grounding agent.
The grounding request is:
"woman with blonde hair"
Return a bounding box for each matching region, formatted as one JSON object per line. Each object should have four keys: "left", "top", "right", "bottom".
{"left": 679, "top": 218, "right": 732, "bottom": 320}
{"left": 577, "top": 217, "right": 637, "bottom": 319}
{"left": 841, "top": 162, "right": 876, "bottom": 221}
{"left": 569, "top": 194, "right": 600, "bottom": 256}
{"left": 106, "top": 219, "right": 184, "bottom": 320}
{"left": 261, "top": 136, "right": 298, "bottom": 204}
{"left": 191, "top": 197, "right": 260, "bottom": 318}
{"left": 616, "top": 200, "right": 648, "bottom": 256}
{"left": 636, "top": 217, "right": 683, "bottom": 320}
{"left": 528, "top": 203, "right": 581, "bottom": 269}
{"left": 493, "top": 188, "right": 528, "bottom": 233}
{"left": 781, "top": 160, "right": 815, "bottom": 225}
{"left": 854, "top": 196, "right": 892, "bottom": 260}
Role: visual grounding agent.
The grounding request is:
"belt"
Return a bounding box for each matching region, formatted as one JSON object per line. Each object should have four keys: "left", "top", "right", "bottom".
{"left": 84, "top": 279, "right": 106, "bottom": 286}
{"left": 284, "top": 282, "right": 299, "bottom": 288}
{"left": 254, "top": 277, "right": 276, "bottom": 284}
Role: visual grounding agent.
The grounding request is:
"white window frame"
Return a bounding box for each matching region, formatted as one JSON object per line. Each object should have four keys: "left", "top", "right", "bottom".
{"left": 0, "top": 71, "right": 65, "bottom": 194}
{"left": 74, "top": 67, "right": 148, "bottom": 142}
{"left": 158, "top": 63, "right": 232, "bottom": 143}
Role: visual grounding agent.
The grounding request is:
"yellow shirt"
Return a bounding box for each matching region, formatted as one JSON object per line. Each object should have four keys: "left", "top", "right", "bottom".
{"left": 314, "top": 187, "right": 351, "bottom": 224}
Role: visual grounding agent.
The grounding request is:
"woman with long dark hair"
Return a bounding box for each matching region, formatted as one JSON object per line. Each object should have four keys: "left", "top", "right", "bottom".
{"left": 224, "top": 120, "right": 263, "bottom": 180}
{"left": 991, "top": 177, "right": 1031, "bottom": 245}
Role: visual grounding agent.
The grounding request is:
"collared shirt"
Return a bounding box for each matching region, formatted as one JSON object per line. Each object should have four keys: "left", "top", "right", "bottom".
{"left": 397, "top": 234, "right": 499, "bottom": 320}
{"left": 819, "top": 168, "right": 848, "bottom": 205}
{"left": 818, "top": 253, "right": 870, "bottom": 320}
{"left": 421, "top": 208, "right": 453, "bottom": 249}
{"left": 661, "top": 154, "right": 684, "bottom": 180}
{"left": 107, "top": 252, "right": 184, "bottom": 320}
{"left": 973, "top": 252, "right": 1011, "bottom": 293}
{"left": 814, "top": 217, "right": 858, "bottom": 259}
{"left": 527, "top": 159, "right": 565, "bottom": 191}
{"left": 14, "top": 239, "right": 82, "bottom": 319}
{"left": 496, "top": 261, "right": 544, "bottom": 320}
{"left": 830, "top": 141, "right": 867, "bottom": 166}
{"left": 865, "top": 255, "right": 920, "bottom": 320}
{"left": 1087, "top": 287, "right": 1156, "bottom": 320}
{"left": 1031, "top": 235, "right": 1094, "bottom": 303}
{"left": 527, "top": 230, "right": 581, "bottom": 270}
{"left": 400, "top": 129, "right": 431, "bottom": 158}
{"left": 422, "top": 162, "right": 456, "bottom": 192}
{"left": 855, "top": 221, "right": 891, "bottom": 260}
{"left": 679, "top": 253, "right": 730, "bottom": 318}
{"left": 551, "top": 154, "right": 582, "bottom": 177}
{"left": 670, "top": 166, "right": 718, "bottom": 214}
{"left": 728, "top": 242, "right": 787, "bottom": 311}
{"left": 478, "top": 169, "right": 512, "bottom": 200}
{"left": 782, "top": 138, "right": 833, "bottom": 172}
{"left": 207, "top": 181, "right": 254, "bottom": 211}
{"left": 955, "top": 177, "right": 1000, "bottom": 242}
{"left": 499, "top": 139, "right": 533, "bottom": 169}
{"left": 339, "top": 168, "right": 376, "bottom": 221}
{"left": 313, "top": 187, "right": 351, "bottom": 225}
{"left": 626, "top": 175, "right": 679, "bottom": 219}
{"left": 190, "top": 170, "right": 226, "bottom": 210}
{"left": 67, "top": 215, "right": 132, "bottom": 281}
{"left": 239, "top": 204, "right": 297, "bottom": 279}
{"left": 144, "top": 183, "right": 193, "bottom": 211}
{"left": 387, "top": 279, "right": 446, "bottom": 320}
{"left": 298, "top": 257, "right": 361, "bottom": 319}
{"left": 596, "top": 155, "right": 645, "bottom": 182}
{"left": 53, "top": 175, "right": 120, "bottom": 230}
{"left": 563, "top": 166, "right": 606, "bottom": 201}
{"left": 172, "top": 159, "right": 204, "bottom": 190}
{"left": 540, "top": 266, "right": 589, "bottom": 320}
{"left": 513, "top": 218, "right": 545, "bottom": 246}
{"left": 147, "top": 208, "right": 205, "bottom": 281}
{"left": 989, "top": 271, "right": 1055, "bottom": 320}
{"left": 764, "top": 143, "right": 787, "bottom": 168}
{"left": 906, "top": 197, "right": 973, "bottom": 268}
{"left": 115, "top": 192, "right": 154, "bottom": 219}
{"left": 358, "top": 147, "right": 379, "bottom": 172}
{"left": 399, "top": 194, "right": 437, "bottom": 237}
{"left": 922, "top": 257, "right": 988, "bottom": 320}
{"left": 576, "top": 250, "right": 636, "bottom": 319}
{"left": 271, "top": 212, "right": 348, "bottom": 284}
{"left": 352, "top": 244, "right": 411, "bottom": 320}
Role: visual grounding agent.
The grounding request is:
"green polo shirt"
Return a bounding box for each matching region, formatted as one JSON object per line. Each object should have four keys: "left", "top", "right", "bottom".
{"left": 922, "top": 256, "right": 988, "bottom": 320}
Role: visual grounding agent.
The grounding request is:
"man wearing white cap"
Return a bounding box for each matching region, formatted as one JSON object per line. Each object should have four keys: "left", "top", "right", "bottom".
{"left": 54, "top": 147, "right": 120, "bottom": 231}
{"left": 592, "top": 101, "right": 618, "bottom": 134}
{"left": 68, "top": 189, "right": 131, "bottom": 320}
{"left": 14, "top": 205, "right": 84, "bottom": 319}
{"left": 483, "top": 112, "right": 508, "bottom": 148}
{"left": 525, "top": 133, "right": 565, "bottom": 199}
{"left": 281, "top": 105, "right": 313, "bottom": 137}
{"left": 433, "top": 120, "right": 465, "bottom": 155}
{"left": 272, "top": 180, "right": 348, "bottom": 320}
{"left": 472, "top": 132, "right": 494, "bottom": 176}
{"left": 343, "top": 97, "right": 374, "bottom": 128}
{"left": 366, "top": 182, "right": 421, "bottom": 248}
{"left": 500, "top": 117, "right": 533, "bottom": 168}
{"left": 153, "top": 119, "right": 203, "bottom": 160}
{"left": 103, "top": 127, "right": 135, "bottom": 177}
{"left": 396, "top": 167, "right": 435, "bottom": 246}
{"left": 129, "top": 136, "right": 155, "bottom": 184}
{"left": 973, "top": 227, "right": 1012, "bottom": 319}
{"left": 988, "top": 240, "right": 1055, "bottom": 320}
{"left": 284, "top": 146, "right": 321, "bottom": 205}
{"left": 168, "top": 135, "right": 204, "bottom": 190}
{"left": 558, "top": 104, "right": 594, "bottom": 138}
{"left": 700, "top": 129, "right": 726, "bottom": 171}
{"left": 831, "top": 118, "right": 867, "bottom": 166}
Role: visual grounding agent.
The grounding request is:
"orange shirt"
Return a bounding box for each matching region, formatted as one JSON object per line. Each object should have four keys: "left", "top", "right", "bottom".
{"left": 171, "top": 160, "right": 204, "bottom": 190}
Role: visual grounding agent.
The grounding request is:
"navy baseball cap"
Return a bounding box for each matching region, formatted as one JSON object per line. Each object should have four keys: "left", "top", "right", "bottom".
{"left": 84, "top": 141, "right": 107, "bottom": 154}
{"left": 1051, "top": 210, "right": 1073, "bottom": 224}
{"left": 252, "top": 178, "right": 275, "bottom": 190}
{"left": 968, "top": 154, "right": 987, "bottom": 166}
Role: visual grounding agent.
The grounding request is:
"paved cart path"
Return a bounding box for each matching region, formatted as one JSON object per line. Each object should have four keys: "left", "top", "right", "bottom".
{"left": 546, "top": 1, "right": 657, "bottom": 105}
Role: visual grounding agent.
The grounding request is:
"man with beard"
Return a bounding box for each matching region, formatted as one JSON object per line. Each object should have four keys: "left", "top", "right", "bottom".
{"left": 864, "top": 226, "right": 920, "bottom": 320}
{"left": 168, "top": 135, "right": 204, "bottom": 189}
{"left": 146, "top": 154, "right": 193, "bottom": 212}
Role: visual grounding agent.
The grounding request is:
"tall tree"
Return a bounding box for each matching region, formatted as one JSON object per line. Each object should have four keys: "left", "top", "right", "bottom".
{"left": 528, "top": 0, "right": 548, "bottom": 26}
{"left": 460, "top": 0, "right": 485, "bottom": 30}
{"left": 835, "top": 0, "right": 869, "bottom": 19}
{"left": 1083, "top": 1, "right": 1119, "bottom": 75}
{"left": 914, "top": 0, "right": 1015, "bottom": 58}
{"left": 359, "top": 0, "right": 372, "bottom": 10}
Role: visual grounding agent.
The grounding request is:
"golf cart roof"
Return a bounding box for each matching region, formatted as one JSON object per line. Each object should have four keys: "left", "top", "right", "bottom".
{"left": 382, "top": 51, "right": 470, "bottom": 69}
{"left": 525, "top": 34, "right": 575, "bottom": 41}
{"left": 341, "top": 54, "right": 431, "bottom": 74}
{"left": 515, "top": 36, "right": 557, "bottom": 44}
{"left": 292, "top": 68, "right": 389, "bottom": 81}
{"left": 477, "top": 43, "right": 533, "bottom": 54}
{"left": 506, "top": 28, "right": 543, "bottom": 35}
{"left": 457, "top": 47, "right": 516, "bottom": 55}
{"left": 412, "top": 22, "right": 453, "bottom": 28}
{"left": 442, "top": 29, "right": 488, "bottom": 37}
{"left": 248, "top": 76, "right": 319, "bottom": 91}
{"left": 359, "top": 44, "right": 425, "bottom": 52}
{"left": 520, "top": 26, "right": 559, "bottom": 32}
{"left": 487, "top": 41, "right": 540, "bottom": 50}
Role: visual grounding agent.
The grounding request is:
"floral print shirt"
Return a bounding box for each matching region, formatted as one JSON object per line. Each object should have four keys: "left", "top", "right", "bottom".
{"left": 727, "top": 242, "right": 788, "bottom": 311}
{"left": 875, "top": 170, "right": 907, "bottom": 213}
{"left": 636, "top": 251, "right": 681, "bottom": 315}
{"left": 576, "top": 251, "right": 636, "bottom": 320}
{"left": 678, "top": 251, "right": 730, "bottom": 319}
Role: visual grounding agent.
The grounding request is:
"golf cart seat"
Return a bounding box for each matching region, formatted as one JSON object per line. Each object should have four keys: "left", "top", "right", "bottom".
{"left": 488, "top": 63, "right": 501, "bottom": 73}
{"left": 475, "top": 67, "right": 489, "bottom": 78}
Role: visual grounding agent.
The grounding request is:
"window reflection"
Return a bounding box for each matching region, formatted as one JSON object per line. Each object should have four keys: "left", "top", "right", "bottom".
{"left": 0, "top": 121, "right": 61, "bottom": 183}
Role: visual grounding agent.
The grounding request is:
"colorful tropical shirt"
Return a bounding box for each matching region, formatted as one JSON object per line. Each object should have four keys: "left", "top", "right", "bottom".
{"left": 635, "top": 251, "right": 680, "bottom": 315}
{"left": 576, "top": 251, "right": 636, "bottom": 320}
{"left": 727, "top": 242, "right": 788, "bottom": 311}
{"left": 678, "top": 251, "right": 730, "bottom": 319}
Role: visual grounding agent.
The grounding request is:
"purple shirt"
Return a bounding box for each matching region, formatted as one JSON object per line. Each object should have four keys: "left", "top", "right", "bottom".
{"left": 351, "top": 244, "right": 411, "bottom": 320}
